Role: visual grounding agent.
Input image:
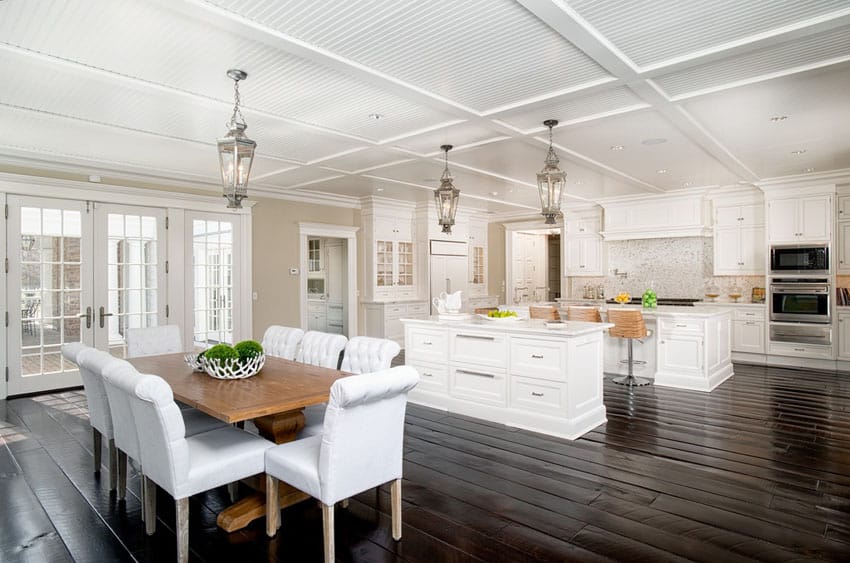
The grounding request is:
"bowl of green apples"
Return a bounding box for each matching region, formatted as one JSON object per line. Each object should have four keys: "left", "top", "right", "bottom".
{"left": 481, "top": 309, "right": 523, "bottom": 321}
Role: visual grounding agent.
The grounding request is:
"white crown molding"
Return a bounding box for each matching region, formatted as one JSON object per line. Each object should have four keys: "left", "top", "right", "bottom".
{"left": 251, "top": 186, "right": 361, "bottom": 209}
{"left": 757, "top": 168, "right": 850, "bottom": 189}
{"left": 596, "top": 185, "right": 710, "bottom": 205}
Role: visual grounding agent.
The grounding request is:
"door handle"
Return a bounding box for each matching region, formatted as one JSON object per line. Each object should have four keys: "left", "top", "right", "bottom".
{"left": 78, "top": 306, "right": 92, "bottom": 329}
{"left": 99, "top": 306, "right": 114, "bottom": 329}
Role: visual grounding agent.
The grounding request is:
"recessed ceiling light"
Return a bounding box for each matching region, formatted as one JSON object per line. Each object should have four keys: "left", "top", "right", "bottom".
{"left": 791, "top": 149, "right": 807, "bottom": 155}
{"left": 642, "top": 138, "right": 667, "bottom": 146}
{"left": 657, "top": 169, "right": 668, "bottom": 174}
{"left": 575, "top": 180, "right": 583, "bottom": 185}
{"left": 610, "top": 145, "right": 624, "bottom": 151}
{"left": 376, "top": 187, "right": 385, "bottom": 192}
{"left": 769, "top": 116, "right": 788, "bottom": 122}
{"left": 803, "top": 167, "right": 815, "bottom": 173}
{"left": 737, "top": 180, "right": 750, "bottom": 185}
{"left": 490, "top": 191, "right": 498, "bottom": 196}
{"left": 683, "top": 181, "right": 692, "bottom": 187}
{"left": 368, "top": 113, "right": 384, "bottom": 120}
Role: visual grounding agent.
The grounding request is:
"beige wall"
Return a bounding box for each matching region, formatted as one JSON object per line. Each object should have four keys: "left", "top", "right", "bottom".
{"left": 488, "top": 221, "right": 506, "bottom": 303}
{"left": 251, "top": 198, "right": 359, "bottom": 338}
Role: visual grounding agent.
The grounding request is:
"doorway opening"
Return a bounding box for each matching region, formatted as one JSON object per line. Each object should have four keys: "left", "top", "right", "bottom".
{"left": 305, "top": 236, "right": 348, "bottom": 335}
{"left": 506, "top": 226, "right": 561, "bottom": 305}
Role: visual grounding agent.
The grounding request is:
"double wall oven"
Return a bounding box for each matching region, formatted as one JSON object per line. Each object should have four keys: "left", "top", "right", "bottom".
{"left": 768, "top": 243, "right": 832, "bottom": 347}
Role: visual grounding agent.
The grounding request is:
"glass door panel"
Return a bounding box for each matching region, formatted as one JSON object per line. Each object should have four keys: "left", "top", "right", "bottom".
{"left": 7, "top": 197, "right": 91, "bottom": 395}
{"left": 93, "top": 205, "right": 167, "bottom": 357}
{"left": 189, "top": 217, "right": 235, "bottom": 348}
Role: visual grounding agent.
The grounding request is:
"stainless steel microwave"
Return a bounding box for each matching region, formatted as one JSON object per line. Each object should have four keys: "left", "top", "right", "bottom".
{"left": 769, "top": 244, "right": 829, "bottom": 275}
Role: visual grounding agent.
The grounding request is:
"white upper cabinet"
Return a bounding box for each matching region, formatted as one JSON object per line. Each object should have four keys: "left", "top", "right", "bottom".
{"left": 713, "top": 201, "right": 765, "bottom": 276}
{"left": 363, "top": 201, "right": 418, "bottom": 302}
{"left": 563, "top": 208, "right": 605, "bottom": 277}
{"left": 767, "top": 194, "right": 832, "bottom": 243}
{"left": 600, "top": 193, "right": 710, "bottom": 240}
{"left": 467, "top": 217, "right": 488, "bottom": 297}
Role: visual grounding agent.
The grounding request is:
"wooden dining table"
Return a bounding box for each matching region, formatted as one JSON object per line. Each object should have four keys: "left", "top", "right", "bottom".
{"left": 127, "top": 352, "right": 350, "bottom": 532}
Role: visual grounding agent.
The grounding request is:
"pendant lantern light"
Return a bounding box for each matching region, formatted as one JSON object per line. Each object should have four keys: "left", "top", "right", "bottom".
{"left": 536, "top": 119, "right": 566, "bottom": 224}
{"left": 434, "top": 144, "right": 460, "bottom": 234}
{"left": 217, "top": 69, "right": 256, "bottom": 209}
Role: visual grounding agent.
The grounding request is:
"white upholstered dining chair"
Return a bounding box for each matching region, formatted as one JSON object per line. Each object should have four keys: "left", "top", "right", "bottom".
{"left": 125, "top": 325, "right": 183, "bottom": 358}
{"left": 68, "top": 343, "right": 120, "bottom": 491}
{"left": 301, "top": 336, "right": 401, "bottom": 436}
{"left": 126, "top": 372, "right": 275, "bottom": 563}
{"left": 295, "top": 331, "right": 348, "bottom": 369}
{"left": 261, "top": 325, "right": 305, "bottom": 360}
{"left": 101, "top": 358, "right": 226, "bottom": 517}
{"left": 265, "top": 366, "right": 419, "bottom": 562}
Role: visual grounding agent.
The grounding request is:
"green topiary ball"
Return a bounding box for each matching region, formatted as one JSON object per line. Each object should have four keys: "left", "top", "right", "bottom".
{"left": 234, "top": 340, "right": 264, "bottom": 361}
{"left": 204, "top": 343, "right": 238, "bottom": 361}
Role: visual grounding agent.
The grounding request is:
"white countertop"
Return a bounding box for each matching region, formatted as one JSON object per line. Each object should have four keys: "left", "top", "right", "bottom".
{"left": 694, "top": 301, "right": 765, "bottom": 307}
{"left": 602, "top": 305, "right": 734, "bottom": 318}
{"left": 402, "top": 316, "right": 614, "bottom": 337}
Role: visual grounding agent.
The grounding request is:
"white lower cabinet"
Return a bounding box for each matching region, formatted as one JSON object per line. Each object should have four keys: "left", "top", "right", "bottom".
{"left": 403, "top": 319, "right": 608, "bottom": 440}
{"left": 362, "top": 301, "right": 428, "bottom": 345}
{"left": 307, "top": 301, "right": 327, "bottom": 331}
{"left": 658, "top": 334, "right": 702, "bottom": 377}
{"left": 732, "top": 320, "right": 765, "bottom": 353}
{"left": 654, "top": 310, "right": 733, "bottom": 392}
{"left": 838, "top": 311, "right": 850, "bottom": 359}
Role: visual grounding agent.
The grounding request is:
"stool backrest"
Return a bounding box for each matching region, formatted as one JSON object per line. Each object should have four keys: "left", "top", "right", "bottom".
{"left": 529, "top": 306, "right": 559, "bottom": 321}
{"left": 607, "top": 308, "right": 647, "bottom": 338}
{"left": 261, "top": 325, "right": 305, "bottom": 360}
{"left": 567, "top": 306, "right": 602, "bottom": 323}
{"left": 474, "top": 307, "right": 498, "bottom": 315}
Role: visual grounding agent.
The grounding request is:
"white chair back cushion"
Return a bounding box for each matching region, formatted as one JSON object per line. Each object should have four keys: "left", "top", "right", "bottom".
{"left": 76, "top": 347, "right": 121, "bottom": 438}
{"left": 296, "top": 331, "right": 347, "bottom": 369}
{"left": 127, "top": 373, "right": 189, "bottom": 496}
{"left": 125, "top": 325, "right": 182, "bottom": 358}
{"left": 318, "top": 366, "right": 419, "bottom": 504}
{"left": 102, "top": 359, "right": 148, "bottom": 461}
{"left": 340, "top": 337, "right": 400, "bottom": 374}
{"left": 261, "top": 326, "right": 305, "bottom": 360}
{"left": 61, "top": 342, "right": 87, "bottom": 365}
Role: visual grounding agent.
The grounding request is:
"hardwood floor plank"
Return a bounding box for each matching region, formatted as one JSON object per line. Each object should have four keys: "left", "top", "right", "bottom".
{"left": 0, "top": 474, "right": 74, "bottom": 563}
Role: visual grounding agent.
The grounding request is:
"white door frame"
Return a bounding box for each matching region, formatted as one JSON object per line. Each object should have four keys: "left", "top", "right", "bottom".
{"left": 298, "top": 223, "right": 359, "bottom": 336}
{"left": 1, "top": 192, "right": 6, "bottom": 399}
{"left": 504, "top": 219, "right": 563, "bottom": 304}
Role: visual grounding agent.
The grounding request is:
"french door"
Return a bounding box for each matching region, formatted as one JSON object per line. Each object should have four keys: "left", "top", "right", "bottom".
{"left": 6, "top": 197, "right": 167, "bottom": 395}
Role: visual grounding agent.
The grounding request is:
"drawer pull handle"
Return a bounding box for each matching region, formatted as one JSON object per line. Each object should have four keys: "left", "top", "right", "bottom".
{"left": 423, "top": 373, "right": 433, "bottom": 377}
{"left": 531, "top": 392, "right": 545, "bottom": 397}
{"left": 456, "top": 369, "right": 496, "bottom": 379}
{"left": 423, "top": 341, "right": 433, "bottom": 345}
{"left": 531, "top": 354, "right": 544, "bottom": 359}
{"left": 675, "top": 324, "right": 688, "bottom": 328}
{"left": 457, "top": 334, "right": 496, "bottom": 341}
{"left": 794, "top": 348, "right": 806, "bottom": 352}
{"left": 745, "top": 321, "right": 756, "bottom": 326}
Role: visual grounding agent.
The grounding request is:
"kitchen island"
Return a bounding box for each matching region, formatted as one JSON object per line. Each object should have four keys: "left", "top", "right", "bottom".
{"left": 402, "top": 317, "right": 613, "bottom": 440}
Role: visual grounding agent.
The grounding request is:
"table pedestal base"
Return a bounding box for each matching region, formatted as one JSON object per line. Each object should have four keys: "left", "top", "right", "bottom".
{"left": 216, "top": 409, "right": 308, "bottom": 532}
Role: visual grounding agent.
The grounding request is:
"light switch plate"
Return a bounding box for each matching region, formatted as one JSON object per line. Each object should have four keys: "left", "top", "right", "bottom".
{"left": 289, "top": 267, "right": 299, "bottom": 275}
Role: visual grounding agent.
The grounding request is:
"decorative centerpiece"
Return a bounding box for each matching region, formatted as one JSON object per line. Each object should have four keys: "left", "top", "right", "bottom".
{"left": 481, "top": 309, "right": 521, "bottom": 321}
{"left": 195, "top": 340, "right": 265, "bottom": 379}
{"left": 728, "top": 284, "right": 743, "bottom": 302}
{"left": 641, "top": 288, "right": 657, "bottom": 309}
{"left": 613, "top": 292, "right": 631, "bottom": 305}
{"left": 704, "top": 280, "right": 721, "bottom": 302}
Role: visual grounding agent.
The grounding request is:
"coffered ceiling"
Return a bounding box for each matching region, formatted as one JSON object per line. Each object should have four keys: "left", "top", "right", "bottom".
{"left": 1, "top": 0, "right": 849, "bottom": 215}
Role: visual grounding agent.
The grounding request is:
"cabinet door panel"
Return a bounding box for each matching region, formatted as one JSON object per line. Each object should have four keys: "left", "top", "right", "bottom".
{"left": 738, "top": 225, "right": 765, "bottom": 274}
{"left": 767, "top": 199, "right": 798, "bottom": 242}
{"left": 838, "top": 223, "right": 850, "bottom": 274}
{"left": 732, "top": 320, "right": 764, "bottom": 353}
{"left": 838, "top": 314, "right": 850, "bottom": 359}
{"left": 713, "top": 228, "right": 741, "bottom": 274}
{"left": 799, "top": 195, "right": 831, "bottom": 241}
{"left": 715, "top": 206, "right": 742, "bottom": 228}
{"left": 658, "top": 335, "right": 702, "bottom": 377}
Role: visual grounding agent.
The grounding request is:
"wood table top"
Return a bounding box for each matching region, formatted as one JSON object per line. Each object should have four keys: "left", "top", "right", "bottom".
{"left": 126, "top": 353, "right": 350, "bottom": 423}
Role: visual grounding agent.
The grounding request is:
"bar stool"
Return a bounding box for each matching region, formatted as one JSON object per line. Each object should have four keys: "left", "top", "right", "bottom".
{"left": 474, "top": 307, "right": 499, "bottom": 315}
{"left": 607, "top": 308, "right": 651, "bottom": 386}
{"left": 529, "top": 305, "right": 560, "bottom": 321}
{"left": 566, "top": 306, "right": 602, "bottom": 323}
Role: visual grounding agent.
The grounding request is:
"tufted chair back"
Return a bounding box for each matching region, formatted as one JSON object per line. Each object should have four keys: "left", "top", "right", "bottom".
{"left": 127, "top": 372, "right": 190, "bottom": 497}
{"left": 76, "top": 347, "right": 123, "bottom": 438}
{"left": 261, "top": 325, "right": 305, "bottom": 360}
{"left": 318, "top": 366, "right": 419, "bottom": 504}
{"left": 61, "top": 341, "right": 87, "bottom": 367}
{"left": 102, "top": 359, "right": 148, "bottom": 461}
{"left": 126, "top": 325, "right": 183, "bottom": 358}
{"left": 340, "top": 337, "right": 400, "bottom": 374}
{"left": 296, "top": 331, "right": 348, "bottom": 369}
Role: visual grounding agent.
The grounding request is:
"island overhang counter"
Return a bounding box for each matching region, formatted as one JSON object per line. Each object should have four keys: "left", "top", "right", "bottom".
{"left": 402, "top": 317, "right": 614, "bottom": 440}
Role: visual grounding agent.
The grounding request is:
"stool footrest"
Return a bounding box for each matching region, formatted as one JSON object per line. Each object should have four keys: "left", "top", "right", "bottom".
{"left": 612, "top": 375, "right": 652, "bottom": 386}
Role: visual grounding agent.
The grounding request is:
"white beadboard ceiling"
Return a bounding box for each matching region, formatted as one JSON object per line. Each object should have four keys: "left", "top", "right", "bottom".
{"left": 1, "top": 0, "right": 849, "bottom": 216}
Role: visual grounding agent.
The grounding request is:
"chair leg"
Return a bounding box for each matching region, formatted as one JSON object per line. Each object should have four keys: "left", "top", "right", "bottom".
{"left": 391, "top": 479, "right": 402, "bottom": 541}
{"left": 117, "top": 450, "right": 128, "bottom": 500}
{"left": 265, "top": 474, "right": 280, "bottom": 538}
{"left": 176, "top": 497, "right": 189, "bottom": 563}
{"left": 140, "top": 467, "right": 146, "bottom": 523}
{"left": 144, "top": 477, "right": 157, "bottom": 536}
{"left": 321, "top": 503, "right": 334, "bottom": 563}
{"left": 340, "top": 498, "right": 349, "bottom": 509}
{"left": 108, "top": 439, "right": 118, "bottom": 491}
{"left": 92, "top": 429, "right": 102, "bottom": 475}
{"left": 227, "top": 482, "right": 239, "bottom": 502}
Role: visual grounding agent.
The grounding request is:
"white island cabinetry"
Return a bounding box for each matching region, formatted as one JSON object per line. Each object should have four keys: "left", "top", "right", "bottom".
{"left": 654, "top": 308, "right": 733, "bottom": 391}
{"left": 403, "top": 318, "right": 612, "bottom": 440}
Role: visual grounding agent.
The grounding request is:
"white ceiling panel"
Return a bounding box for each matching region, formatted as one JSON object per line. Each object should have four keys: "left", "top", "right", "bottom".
{"left": 655, "top": 24, "right": 850, "bottom": 98}
{"left": 314, "top": 148, "right": 415, "bottom": 173}
{"left": 682, "top": 67, "right": 850, "bottom": 177}
{"left": 254, "top": 166, "right": 345, "bottom": 188}
{"left": 492, "top": 87, "right": 648, "bottom": 131}
{"left": 388, "top": 122, "right": 507, "bottom": 155}
{"left": 208, "top": 0, "right": 611, "bottom": 112}
{"left": 568, "top": 0, "right": 850, "bottom": 68}
{"left": 553, "top": 110, "right": 741, "bottom": 188}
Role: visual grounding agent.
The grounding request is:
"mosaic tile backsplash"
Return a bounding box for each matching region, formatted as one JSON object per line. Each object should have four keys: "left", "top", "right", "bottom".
{"left": 566, "top": 237, "right": 765, "bottom": 302}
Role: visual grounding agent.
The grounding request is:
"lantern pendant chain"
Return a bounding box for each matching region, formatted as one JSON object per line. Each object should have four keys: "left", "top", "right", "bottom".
{"left": 228, "top": 79, "right": 246, "bottom": 129}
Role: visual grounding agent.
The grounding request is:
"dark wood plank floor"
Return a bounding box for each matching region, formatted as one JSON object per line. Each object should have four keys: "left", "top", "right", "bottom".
{"left": 1, "top": 362, "right": 849, "bottom": 562}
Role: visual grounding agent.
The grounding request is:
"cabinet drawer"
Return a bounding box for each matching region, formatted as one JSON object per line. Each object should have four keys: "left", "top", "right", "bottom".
{"left": 385, "top": 304, "right": 407, "bottom": 317}
{"left": 407, "top": 360, "right": 448, "bottom": 392}
{"left": 327, "top": 304, "right": 344, "bottom": 321}
{"left": 768, "top": 341, "right": 833, "bottom": 360}
{"left": 406, "top": 327, "right": 448, "bottom": 359}
{"left": 510, "top": 376, "right": 566, "bottom": 416}
{"left": 307, "top": 302, "right": 326, "bottom": 313}
{"left": 509, "top": 337, "right": 567, "bottom": 382}
{"left": 659, "top": 318, "right": 703, "bottom": 334}
{"left": 450, "top": 365, "right": 506, "bottom": 406}
{"left": 407, "top": 302, "right": 429, "bottom": 316}
{"left": 734, "top": 308, "right": 765, "bottom": 321}
{"left": 450, "top": 330, "right": 507, "bottom": 367}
